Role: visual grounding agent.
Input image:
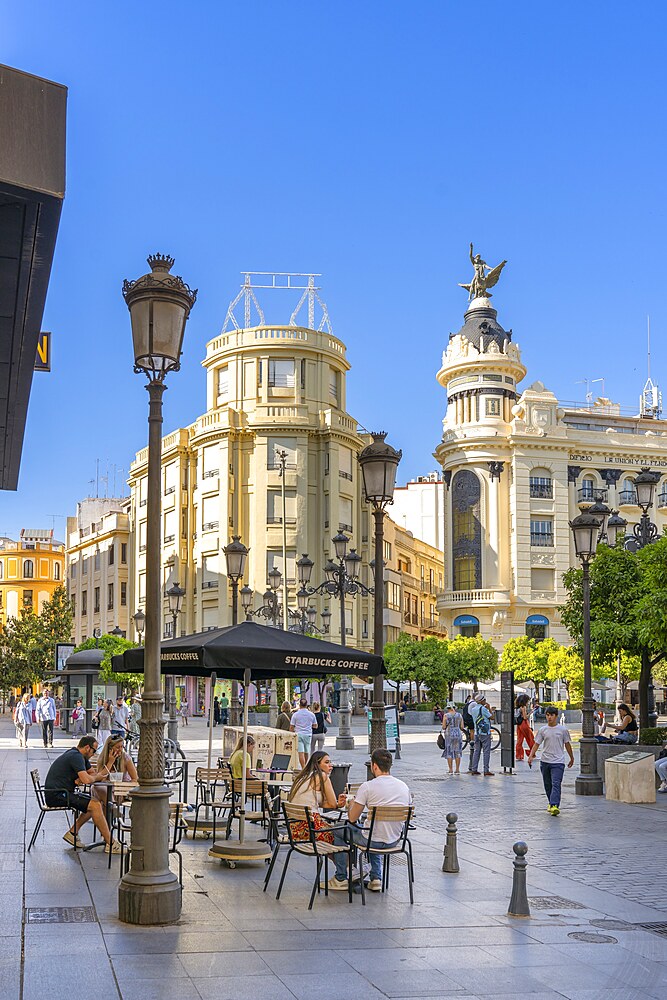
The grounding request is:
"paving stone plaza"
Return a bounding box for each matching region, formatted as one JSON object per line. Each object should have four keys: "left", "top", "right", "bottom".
{"left": 2, "top": 713, "right": 666, "bottom": 1000}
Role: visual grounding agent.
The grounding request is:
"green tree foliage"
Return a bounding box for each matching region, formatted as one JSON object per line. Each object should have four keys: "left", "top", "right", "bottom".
{"left": 74, "top": 633, "right": 143, "bottom": 691}
{"left": 385, "top": 633, "right": 498, "bottom": 703}
{"left": 446, "top": 635, "right": 498, "bottom": 692}
{"left": 0, "top": 586, "right": 73, "bottom": 690}
{"left": 500, "top": 636, "right": 554, "bottom": 691}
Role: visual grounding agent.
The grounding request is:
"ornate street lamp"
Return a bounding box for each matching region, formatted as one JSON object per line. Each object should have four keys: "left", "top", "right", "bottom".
{"left": 629, "top": 467, "right": 661, "bottom": 728}
{"left": 605, "top": 510, "right": 627, "bottom": 547}
{"left": 119, "top": 253, "right": 196, "bottom": 925}
{"left": 569, "top": 512, "right": 603, "bottom": 796}
{"left": 132, "top": 608, "right": 146, "bottom": 644}
{"left": 358, "top": 432, "right": 402, "bottom": 756}
{"left": 110, "top": 625, "right": 125, "bottom": 639}
{"left": 224, "top": 536, "right": 248, "bottom": 726}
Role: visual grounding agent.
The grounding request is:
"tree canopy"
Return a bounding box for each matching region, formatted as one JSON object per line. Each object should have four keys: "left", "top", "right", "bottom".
{"left": 74, "top": 633, "right": 143, "bottom": 690}
{"left": 0, "top": 586, "right": 73, "bottom": 692}
{"left": 384, "top": 632, "right": 498, "bottom": 701}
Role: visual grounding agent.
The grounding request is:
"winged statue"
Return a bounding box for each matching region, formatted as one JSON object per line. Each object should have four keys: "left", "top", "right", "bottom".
{"left": 459, "top": 243, "right": 507, "bottom": 300}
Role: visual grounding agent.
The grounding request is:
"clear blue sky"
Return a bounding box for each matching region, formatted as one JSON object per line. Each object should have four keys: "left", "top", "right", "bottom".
{"left": 2, "top": 1, "right": 667, "bottom": 540}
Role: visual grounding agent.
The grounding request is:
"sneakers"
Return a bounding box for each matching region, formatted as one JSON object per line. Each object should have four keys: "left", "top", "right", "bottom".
{"left": 63, "top": 830, "right": 83, "bottom": 848}
{"left": 321, "top": 876, "right": 350, "bottom": 891}
{"left": 548, "top": 805, "right": 560, "bottom": 816}
{"left": 105, "top": 841, "right": 122, "bottom": 854}
{"left": 367, "top": 878, "right": 382, "bottom": 892}
{"left": 658, "top": 783, "right": 667, "bottom": 794}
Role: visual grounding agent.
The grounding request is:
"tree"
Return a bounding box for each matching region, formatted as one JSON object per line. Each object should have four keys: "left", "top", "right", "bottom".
{"left": 384, "top": 633, "right": 444, "bottom": 702}
{"left": 0, "top": 587, "right": 74, "bottom": 690}
{"left": 446, "top": 635, "right": 498, "bottom": 691}
{"left": 500, "top": 636, "right": 553, "bottom": 693}
{"left": 74, "top": 634, "right": 143, "bottom": 692}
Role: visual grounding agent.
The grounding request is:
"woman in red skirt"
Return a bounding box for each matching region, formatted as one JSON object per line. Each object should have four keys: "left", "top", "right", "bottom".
{"left": 515, "top": 693, "right": 535, "bottom": 761}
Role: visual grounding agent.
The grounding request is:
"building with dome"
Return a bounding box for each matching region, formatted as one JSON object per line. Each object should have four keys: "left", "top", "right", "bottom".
{"left": 434, "top": 269, "right": 667, "bottom": 650}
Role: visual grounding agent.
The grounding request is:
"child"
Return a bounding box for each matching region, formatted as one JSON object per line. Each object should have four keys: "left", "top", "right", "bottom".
{"left": 527, "top": 706, "right": 574, "bottom": 816}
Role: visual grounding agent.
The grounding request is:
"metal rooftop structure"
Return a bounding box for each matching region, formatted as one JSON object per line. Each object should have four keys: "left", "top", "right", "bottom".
{"left": 222, "top": 272, "right": 333, "bottom": 335}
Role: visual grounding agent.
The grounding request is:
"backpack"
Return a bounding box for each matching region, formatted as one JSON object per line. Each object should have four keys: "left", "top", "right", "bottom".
{"left": 462, "top": 703, "right": 474, "bottom": 728}
{"left": 514, "top": 708, "right": 524, "bottom": 726}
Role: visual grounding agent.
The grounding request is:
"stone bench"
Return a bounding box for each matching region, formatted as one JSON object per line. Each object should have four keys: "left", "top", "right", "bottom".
{"left": 596, "top": 743, "right": 662, "bottom": 785}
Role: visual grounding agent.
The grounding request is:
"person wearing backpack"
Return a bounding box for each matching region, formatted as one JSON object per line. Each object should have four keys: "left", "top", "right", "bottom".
{"left": 461, "top": 696, "right": 475, "bottom": 772}
{"left": 515, "top": 693, "right": 535, "bottom": 762}
{"left": 469, "top": 693, "right": 494, "bottom": 776}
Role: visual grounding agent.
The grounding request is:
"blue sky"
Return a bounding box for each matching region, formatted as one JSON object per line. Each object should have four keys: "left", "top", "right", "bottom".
{"left": 2, "top": 1, "right": 667, "bottom": 540}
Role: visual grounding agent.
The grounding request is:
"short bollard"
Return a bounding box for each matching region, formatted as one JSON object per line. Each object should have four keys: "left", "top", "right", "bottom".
{"left": 441, "top": 812, "right": 459, "bottom": 873}
{"left": 507, "top": 841, "right": 530, "bottom": 917}
{"left": 393, "top": 737, "right": 401, "bottom": 761}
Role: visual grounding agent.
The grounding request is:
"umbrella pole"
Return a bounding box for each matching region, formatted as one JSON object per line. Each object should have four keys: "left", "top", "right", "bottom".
{"left": 239, "top": 667, "right": 250, "bottom": 844}
{"left": 206, "top": 672, "right": 216, "bottom": 773}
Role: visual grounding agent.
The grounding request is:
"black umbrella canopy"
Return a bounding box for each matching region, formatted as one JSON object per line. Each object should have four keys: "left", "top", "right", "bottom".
{"left": 111, "top": 620, "right": 384, "bottom": 681}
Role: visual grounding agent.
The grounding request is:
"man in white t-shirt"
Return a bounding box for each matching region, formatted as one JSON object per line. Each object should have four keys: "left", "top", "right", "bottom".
{"left": 527, "top": 706, "right": 574, "bottom": 816}
{"left": 290, "top": 698, "right": 317, "bottom": 766}
{"left": 325, "top": 748, "right": 411, "bottom": 893}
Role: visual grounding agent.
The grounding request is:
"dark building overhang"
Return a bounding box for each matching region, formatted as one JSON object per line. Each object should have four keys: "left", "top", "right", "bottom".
{"left": 0, "top": 64, "right": 66, "bottom": 490}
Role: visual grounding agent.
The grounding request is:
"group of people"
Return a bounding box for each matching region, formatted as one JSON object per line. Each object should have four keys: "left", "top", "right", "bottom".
{"left": 439, "top": 693, "right": 496, "bottom": 775}
{"left": 13, "top": 690, "right": 143, "bottom": 750}
{"left": 13, "top": 689, "right": 59, "bottom": 748}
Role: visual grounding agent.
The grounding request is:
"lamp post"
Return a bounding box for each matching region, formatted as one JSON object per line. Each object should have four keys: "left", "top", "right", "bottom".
{"left": 223, "top": 536, "right": 248, "bottom": 727}
{"left": 110, "top": 625, "right": 126, "bottom": 639}
{"left": 119, "top": 253, "right": 196, "bottom": 925}
{"left": 569, "top": 512, "right": 604, "bottom": 796}
{"left": 358, "top": 432, "right": 402, "bottom": 756}
{"left": 165, "top": 582, "right": 185, "bottom": 743}
{"left": 132, "top": 609, "right": 146, "bottom": 645}
{"left": 297, "top": 540, "right": 370, "bottom": 750}
{"left": 628, "top": 467, "right": 661, "bottom": 727}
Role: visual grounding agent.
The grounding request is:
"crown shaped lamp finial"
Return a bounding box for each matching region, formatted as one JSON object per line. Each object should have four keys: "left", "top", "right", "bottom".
{"left": 147, "top": 252, "right": 175, "bottom": 273}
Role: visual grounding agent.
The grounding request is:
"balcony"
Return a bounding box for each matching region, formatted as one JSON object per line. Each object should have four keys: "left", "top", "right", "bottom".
{"left": 202, "top": 521, "right": 219, "bottom": 531}
{"left": 420, "top": 617, "right": 448, "bottom": 635}
{"left": 657, "top": 491, "right": 667, "bottom": 510}
{"left": 339, "top": 522, "right": 353, "bottom": 532}
{"left": 529, "top": 483, "right": 553, "bottom": 499}
{"left": 203, "top": 469, "right": 219, "bottom": 480}
{"left": 339, "top": 470, "right": 353, "bottom": 481}
{"left": 440, "top": 589, "right": 503, "bottom": 606}
{"left": 577, "top": 486, "right": 607, "bottom": 505}
{"left": 139, "top": 544, "right": 146, "bottom": 553}
{"left": 202, "top": 580, "right": 218, "bottom": 589}
{"left": 618, "top": 489, "right": 638, "bottom": 506}
{"left": 164, "top": 485, "right": 176, "bottom": 495}
{"left": 267, "top": 461, "right": 297, "bottom": 471}
{"left": 140, "top": 499, "right": 147, "bottom": 507}
{"left": 164, "top": 534, "right": 175, "bottom": 544}
{"left": 403, "top": 611, "right": 419, "bottom": 625}
{"left": 267, "top": 516, "right": 297, "bottom": 526}
{"left": 530, "top": 533, "right": 554, "bottom": 547}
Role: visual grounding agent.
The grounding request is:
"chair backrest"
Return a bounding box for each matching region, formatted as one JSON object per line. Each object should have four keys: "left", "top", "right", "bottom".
{"left": 282, "top": 801, "right": 319, "bottom": 849}
{"left": 365, "top": 805, "right": 413, "bottom": 848}
{"left": 30, "top": 769, "right": 46, "bottom": 809}
{"left": 230, "top": 777, "right": 265, "bottom": 797}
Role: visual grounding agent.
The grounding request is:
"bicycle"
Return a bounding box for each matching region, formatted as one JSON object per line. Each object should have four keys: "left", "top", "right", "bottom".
{"left": 460, "top": 726, "right": 502, "bottom": 752}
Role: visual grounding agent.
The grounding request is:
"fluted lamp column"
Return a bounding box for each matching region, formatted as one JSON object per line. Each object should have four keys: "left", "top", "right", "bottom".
{"left": 165, "top": 582, "right": 185, "bottom": 744}
{"left": 224, "top": 536, "right": 248, "bottom": 727}
{"left": 358, "top": 432, "right": 402, "bottom": 757}
{"left": 119, "top": 253, "right": 196, "bottom": 925}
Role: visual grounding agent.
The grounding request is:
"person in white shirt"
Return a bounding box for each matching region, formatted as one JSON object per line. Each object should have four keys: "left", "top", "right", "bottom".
{"left": 290, "top": 698, "right": 317, "bottom": 767}
{"left": 36, "top": 689, "right": 57, "bottom": 748}
{"left": 325, "top": 748, "right": 411, "bottom": 893}
{"left": 527, "top": 706, "right": 574, "bottom": 816}
{"left": 111, "top": 697, "right": 130, "bottom": 738}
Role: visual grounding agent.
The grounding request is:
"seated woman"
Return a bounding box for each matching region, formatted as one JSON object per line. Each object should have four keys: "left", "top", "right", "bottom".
{"left": 92, "top": 735, "right": 138, "bottom": 806}
{"left": 287, "top": 750, "right": 339, "bottom": 840}
{"left": 597, "top": 703, "right": 638, "bottom": 744}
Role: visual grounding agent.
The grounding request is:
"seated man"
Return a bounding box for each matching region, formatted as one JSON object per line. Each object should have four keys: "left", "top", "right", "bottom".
{"left": 44, "top": 735, "right": 121, "bottom": 853}
{"left": 325, "top": 748, "right": 411, "bottom": 893}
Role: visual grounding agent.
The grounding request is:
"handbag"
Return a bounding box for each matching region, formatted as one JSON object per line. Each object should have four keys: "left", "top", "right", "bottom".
{"left": 290, "top": 811, "right": 334, "bottom": 844}
{"left": 437, "top": 731, "right": 446, "bottom": 750}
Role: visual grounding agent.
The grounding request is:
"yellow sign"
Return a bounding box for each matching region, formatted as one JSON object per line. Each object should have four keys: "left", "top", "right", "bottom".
{"left": 34, "top": 332, "right": 51, "bottom": 371}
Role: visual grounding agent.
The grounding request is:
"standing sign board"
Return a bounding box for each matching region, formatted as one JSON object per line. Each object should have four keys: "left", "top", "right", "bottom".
{"left": 500, "top": 670, "right": 515, "bottom": 772}
{"left": 367, "top": 704, "right": 399, "bottom": 752}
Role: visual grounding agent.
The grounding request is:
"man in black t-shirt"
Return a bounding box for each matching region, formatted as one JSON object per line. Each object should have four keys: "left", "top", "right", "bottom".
{"left": 44, "top": 736, "right": 119, "bottom": 852}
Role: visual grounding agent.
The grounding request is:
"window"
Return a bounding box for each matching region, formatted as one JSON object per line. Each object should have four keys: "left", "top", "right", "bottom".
{"left": 384, "top": 581, "right": 401, "bottom": 611}
{"left": 329, "top": 367, "right": 339, "bottom": 404}
{"left": 339, "top": 497, "right": 353, "bottom": 532}
{"left": 108, "top": 543, "right": 115, "bottom": 566}
{"left": 324, "top": 449, "right": 330, "bottom": 475}
{"left": 454, "top": 614, "right": 479, "bottom": 637}
{"left": 202, "top": 446, "right": 219, "bottom": 479}
{"left": 164, "top": 462, "right": 178, "bottom": 494}
{"left": 82, "top": 556, "right": 88, "bottom": 575}
{"left": 267, "top": 490, "right": 297, "bottom": 524}
{"left": 485, "top": 397, "right": 501, "bottom": 416}
{"left": 619, "top": 477, "right": 638, "bottom": 504}
{"left": 530, "top": 519, "right": 554, "bottom": 547}
{"left": 139, "top": 477, "right": 147, "bottom": 507}
{"left": 217, "top": 366, "right": 229, "bottom": 399}
{"left": 82, "top": 591, "right": 88, "bottom": 616}
{"left": 383, "top": 541, "right": 392, "bottom": 562}
{"left": 23, "top": 559, "right": 34, "bottom": 579}
{"left": 94, "top": 587, "right": 100, "bottom": 613}
{"left": 71, "top": 594, "right": 76, "bottom": 616}
{"left": 202, "top": 497, "right": 219, "bottom": 531}
{"left": 139, "top": 522, "right": 147, "bottom": 552}
{"left": 268, "top": 437, "right": 297, "bottom": 470}
{"left": 526, "top": 615, "right": 549, "bottom": 640}
{"left": 107, "top": 583, "right": 114, "bottom": 611}
{"left": 202, "top": 553, "right": 219, "bottom": 589}
{"left": 324, "top": 493, "right": 329, "bottom": 528}
{"left": 267, "top": 549, "right": 296, "bottom": 585}
{"left": 120, "top": 581, "right": 127, "bottom": 607}
{"left": 300, "top": 359, "right": 306, "bottom": 390}
{"left": 54, "top": 563, "right": 61, "bottom": 581}
{"left": 94, "top": 549, "right": 100, "bottom": 572}
{"left": 452, "top": 470, "right": 482, "bottom": 591}
{"left": 182, "top": 508, "right": 188, "bottom": 537}
{"left": 529, "top": 471, "right": 553, "bottom": 499}
{"left": 580, "top": 475, "right": 595, "bottom": 499}
{"left": 139, "top": 574, "right": 146, "bottom": 602}
{"left": 0, "top": 562, "right": 3, "bottom": 580}
{"left": 164, "top": 509, "right": 177, "bottom": 542}
{"left": 121, "top": 543, "right": 127, "bottom": 564}
{"left": 23, "top": 589, "right": 33, "bottom": 608}
{"left": 339, "top": 447, "right": 353, "bottom": 481}
{"left": 268, "top": 359, "right": 295, "bottom": 388}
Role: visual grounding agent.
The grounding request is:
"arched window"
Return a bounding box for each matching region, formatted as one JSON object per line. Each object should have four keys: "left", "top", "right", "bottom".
{"left": 454, "top": 614, "right": 480, "bottom": 637}
{"left": 526, "top": 614, "right": 549, "bottom": 640}
{"left": 529, "top": 468, "right": 552, "bottom": 499}
{"left": 23, "top": 559, "right": 34, "bottom": 579}
{"left": 451, "top": 470, "right": 482, "bottom": 591}
{"left": 580, "top": 475, "right": 595, "bottom": 501}
{"left": 619, "top": 477, "right": 638, "bottom": 505}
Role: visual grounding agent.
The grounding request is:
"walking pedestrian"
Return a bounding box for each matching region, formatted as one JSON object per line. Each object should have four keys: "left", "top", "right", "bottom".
{"left": 36, "top": 688, "right": 57, "bottom": 747}
{"left": 213, "top": 696, "right": 221, "bottom": 726}
{"left": 219, "top": 692, "right": 229, "bottom": 725}
{"left": 128, "top": 695, "right": 142, "bottom": 737}
{"left": 461, "top": 695, "right": 475, "bottom": 772}
{"left": 111, "top": 696, "right": 130, "bottom": 739}
{"left": 441, "top": 702, "right": 465, "bottom": 774}
{"left": 527, "top": 706, "right": 574, "bottom": 815}
{"left": 276, "top": 701, "right": 292, "bottom": 731}
{"left": 14, "top": 693, "right": 32, "bottom": 749}
{"left": 70, "top": 699, "right": 87, "bottom": 738}
{"left": 180, "top": 695, "right": 189, "bottom": 725}
{"left": 290, "top": 698, "right": 317, "bottom": 768}
{"left": 311, "top": 701, "right": 331, "bottom": 754}
{"left": 514, "top": 693, "right": 535, "bottom": 762}
{"left": 469, "top": 693, "right": 494, "bottom": 777}
{"left": 96, "top": 699, "right": 113, "bottom": 747}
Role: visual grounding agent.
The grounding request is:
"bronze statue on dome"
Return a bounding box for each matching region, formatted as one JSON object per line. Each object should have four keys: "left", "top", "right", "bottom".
{"left": 459, "top": 243, "right": 507, "bottom": 300}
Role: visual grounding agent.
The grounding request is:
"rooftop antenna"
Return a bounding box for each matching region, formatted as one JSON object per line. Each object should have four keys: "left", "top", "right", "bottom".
{"left": 640, "top": 315, "right": 662, "bottom": 418}
{"left": 591, "top": 377, "right": 606, "bottom": 398}
{"left": 575, "top": 378, "right": 594, "bottom": 406}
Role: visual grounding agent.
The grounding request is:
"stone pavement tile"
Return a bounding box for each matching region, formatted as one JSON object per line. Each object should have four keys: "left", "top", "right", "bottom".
{"left": 223, "top": 914, "right": 306, "bottom": 931}
{"left": 555, "top": 991, "right": 661, "bottom": 1000}
{"left": 458, "top": 968, "right": 548, "bottom": 996}
{"left": 481, "top": 942, "right": 571, "bottom": 967}
{"left": 24, "top": 926, "right": 104, "bottom": 957}
{"left": 0, "top": 955, "right": 21, "bottom": 1000}
{"left": 110, "top": 955, "right": 190, "bottom": 981}
{"left": 475, "top": 994, "right": 565, "bottom": 1000}
{"left": 244, "top": 928, "right": 396, "bottom": 951}
{"left": 193, "top": 976, "right": 297, "bottom": 1000}
{"left": 260, "top": 948, "right": 355, "bottom": 976}
{"left": 22, "top": 960, "right": 120, "bottom": 1000}
{"left": 616, "top": 931, "right": 667, "bottom": 962}
{"left": 105, "top": 930, "right": 249, "bottom": 955}
{"left": 178, "top": 951, "right": 272, "bottom": 977}
{"left": 528, "top": 959, "right": 636, "bottom": 992}
{"left": 407, "top": 946, "right": 493, "bottom": 970}
{"left": 336, "top": 947, "right": 438, "bottom": 974}
{"left": 162, "top": 930, "right": 253, "bottom": 954}
{"left": 383, "top": 925, "right": 528, "bottom": 948}
{"left": 549, "top": 940, "right": 658, "bottom": 968}
{"left": 277, "top": 971, "right": 386, "bottom": 1000}
{"left": 360, "top": 968, "right": 463, "bottom": 997}
{"left": 115, "top": 981, "right": 201, "bottom": 1000}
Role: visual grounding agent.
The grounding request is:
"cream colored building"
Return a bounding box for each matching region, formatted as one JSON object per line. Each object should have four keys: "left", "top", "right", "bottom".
{"left": 66, "top": 498, "right": 131, "bottom": 642}
{"left": 0, "top": 529, "right": 65, "bottom": 625}
{"left": 434, "top": 291, "right": 667, "bottom": 649}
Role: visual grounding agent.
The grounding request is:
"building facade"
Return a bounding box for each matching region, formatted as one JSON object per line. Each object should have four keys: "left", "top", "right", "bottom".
{"left": 384, "top": 517, "right": 447, "bottom": 644}
{"left": 392, "top": 473, "right": 446, "bottom": 553}
{"left": 66, "top": 498, "right": 131, "bottom": 643}
{"left": 0, "top": 529, "right": 65, "bottom": 625}
{"left": 434, "top": 289, "right": 667, "bottom": 649}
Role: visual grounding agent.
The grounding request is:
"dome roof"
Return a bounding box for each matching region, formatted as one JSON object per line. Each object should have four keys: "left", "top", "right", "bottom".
{"left": 63, "top": 647, "right": 105, "bottom": 671}
{"left": 449, "top": 296, "right": 512, "bottom": 353}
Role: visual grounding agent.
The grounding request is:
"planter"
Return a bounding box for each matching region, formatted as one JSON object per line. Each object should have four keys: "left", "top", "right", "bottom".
{"left": 596, "top": 743, "right": 662, "bottom": 785}
{"left": 403, "top": 711, "right": 438, "bottom": 727}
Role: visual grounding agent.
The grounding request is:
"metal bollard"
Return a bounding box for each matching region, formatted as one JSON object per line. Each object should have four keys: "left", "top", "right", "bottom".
{"left": 393, "top": 737, "right": 401, "bottom": 761}
{"left": 442, "top": 812, "right": 460, "bottom": 873}
{"left": 507, "top": 841, "right": 530, "bottom": 917}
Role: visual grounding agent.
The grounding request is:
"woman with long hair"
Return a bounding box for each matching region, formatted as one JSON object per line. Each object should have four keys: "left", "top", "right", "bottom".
{"left": 92, "top": 735, "right": 138, "bottom": 807}
{"left": 515, "top": 693, "right": 535, "bottom": 761}
{"left": 441, "top": 702, "right": 465, "bottom": 774}
{"left": 14, "top": 693, "right": 33, "bottom": 749}
{"left": 598, "top": 703, "right": 638, "bottom": 744}
{"left": 96, "top": 699, "right": 113, "bottom": 748}
{"left": 287, "top": 750, "right": 338, "bottom": 842}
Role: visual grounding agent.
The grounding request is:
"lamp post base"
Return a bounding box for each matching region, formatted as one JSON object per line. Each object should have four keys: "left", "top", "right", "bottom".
{"left": 335, "top": 735, "right": 355, "bottom": 750}
{"left": 118, "top": 872, "right": 182, "bottom": 925}
{"left": 118, "top": 784, "right": 182, "bottom": 925}
{"left": 575, "top": 774, "right": 603, "bottom": 796}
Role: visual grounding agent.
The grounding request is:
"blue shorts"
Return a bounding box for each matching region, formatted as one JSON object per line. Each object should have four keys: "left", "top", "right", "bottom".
{"left": 297, "top": 733, "right": 312, "bottom": 754}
